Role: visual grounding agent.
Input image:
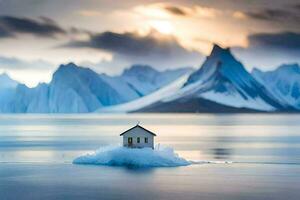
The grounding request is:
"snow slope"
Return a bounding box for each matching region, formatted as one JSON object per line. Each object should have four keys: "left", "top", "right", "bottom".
{"left": 98, "top": 73, "right": 190, "bottom": 112}
{"left": 133, "top": 44, "right": 292, "bottom": 113}
{"left": 0, "top": 73, "right": 19, "bottom": 112}
{"left": 0, "top": 73, "right": 18, "bottom": 89}
{"left": 100, "top": 45, "right": 294, "bottom": 113}
{"left": 166, "top": 45, "right": 287, "bottom": 111}
{"left": 252, "top": 64, "right": 300, "bottom": 109}
{"left": 121, "top": 65, "right": 193, "bottom": 96}
{"left": 0, "top": 63, "right": 192, "bottom": 113}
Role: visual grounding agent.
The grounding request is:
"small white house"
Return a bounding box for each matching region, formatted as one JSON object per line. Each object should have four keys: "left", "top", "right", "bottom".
{"left": 120, "top": 124, "right": 156, "bottom": 149}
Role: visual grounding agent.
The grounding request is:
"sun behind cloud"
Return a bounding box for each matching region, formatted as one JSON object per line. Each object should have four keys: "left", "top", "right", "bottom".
{"left": 149, "top": 20, "right": 174, "bottom": 34}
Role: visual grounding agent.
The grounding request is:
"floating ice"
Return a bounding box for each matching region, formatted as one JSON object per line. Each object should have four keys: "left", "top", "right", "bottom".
{"left": 73, "top": 145, "right": 191, "bottom": 167}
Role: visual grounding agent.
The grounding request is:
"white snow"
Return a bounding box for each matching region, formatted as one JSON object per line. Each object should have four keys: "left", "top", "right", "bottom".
{"left": 160, "top": 45, "right": 282, "bottom": 111}
{"left": 99, "top": 74, "right": 141, "bottom": 101}
{"left": 252, "top": 64, "right": 300, "bottom": 109}
{"left": 0, "top": 73, "right": 18, "bottom": 89}
{"left": 200, "top": 91, "right": 275, "bottom": 111}
{"left": 0, "top": 64, "right": 192, "bottom": 113}
{"left": 73, "top": 145, "right": 191, "bottom": 167}
{"left": 97, "top": 74, "right": 190, "bottom": 113}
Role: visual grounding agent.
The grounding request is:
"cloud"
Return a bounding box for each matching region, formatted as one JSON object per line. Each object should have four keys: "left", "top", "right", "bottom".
{"left": 0, "top": 26, "right": 11, "bottom": 37}
{"left": 0, "top": 55, "right": 56, "bottom": 86}
{"left": 164, "top": 6, "right": 188, "bottom": 16}
{"left": 0, "top": 56, "right": 54, "bottom": 71}
{"left": 77, "top": 10, "right": 103, "bottom": 17}
{"left": 164, "top": 4, "right": 219, "bottom": 18}
{"left": 232, "top": 31, "right": 300, "bottom": 70}
{"left": 233, "top": 6, "right": 300, "bottom": 28}
{"left": 135, "top": 3, "right": 219, "bottom": 19}
{"left": 244, "top": 9, "right": 298, "bottom": 21}
{"left": 63, "top": 30, "right": 203, "bottom": 69}
{"left": 0, "top": 16, "right": 66, "bottom": 38}
{"left": 248, "top": 32, "right": 300, "bottom": 51}
{"left": 232, "top": 6, "right": 300, "bottom": 31}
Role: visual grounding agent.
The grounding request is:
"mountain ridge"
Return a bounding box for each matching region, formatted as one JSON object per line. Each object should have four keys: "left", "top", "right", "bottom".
{"left": 0, "top": 63, "right": 191, "bottom": 113}
{"left": 1, "top": 47, "right": 300, "bottom": 113}
{"left": 252, "top": 63, "right": 300, "bottom": 109}
{"left": 134, "top": 45, "right": 294, "bottom": 112}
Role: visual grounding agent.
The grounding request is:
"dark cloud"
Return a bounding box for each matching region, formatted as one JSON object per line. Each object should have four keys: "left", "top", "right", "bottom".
{"left": 0, "top": 27, "right": 12, "bottom": 37}
{"left": 294, "top": 4, "right": 300, "bottom": 10}
{"left": 236, "top": 6, "right": 300, "bottom": 31}
{"left": 64, "top": 30, "right": 203, "bottom": 69}
{"left": 0, "top": 16, "right": 66, "bottom": 38}
{"left": 66, "top": 31, "right": 193, "bottom": 57}
{"left": 242, "top": 8, "right": 300, "bottom": 23}
{"left": 164, "top": 6, "right": 187, "bottom": 16}
{"left": 248, "top": 32, "right": 300, "bottom": 50}
{"left": 232, "top": 31, "right": 300, "bottom": 69}
{"left": 246, "top": 9, "right": 292, "bottom": 21}
{"left": 0, "top": 56, "right": 53, "bottom": 71}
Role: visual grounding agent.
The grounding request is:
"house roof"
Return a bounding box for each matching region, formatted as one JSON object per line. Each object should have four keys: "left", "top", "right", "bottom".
{"left": 120, "top": 125, "right": 157, "bottom": 136}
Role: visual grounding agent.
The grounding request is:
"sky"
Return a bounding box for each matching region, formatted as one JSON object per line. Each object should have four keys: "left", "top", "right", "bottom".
{"left": 0, "top": 0, "right": 299, "bottom": 86}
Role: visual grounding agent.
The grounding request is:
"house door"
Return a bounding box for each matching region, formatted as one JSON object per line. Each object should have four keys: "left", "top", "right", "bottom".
{"left": 128, "top": 137, "right": 133, "bottom": 146}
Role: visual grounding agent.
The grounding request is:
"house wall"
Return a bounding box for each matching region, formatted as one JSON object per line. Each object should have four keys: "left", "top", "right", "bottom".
{"left": 122, "top": 127, "right": 154, "bottom": 149}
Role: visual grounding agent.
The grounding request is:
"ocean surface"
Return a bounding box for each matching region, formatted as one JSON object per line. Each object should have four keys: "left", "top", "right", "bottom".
{"left": 0, "top": 114, "right": 300, "bottom": 200}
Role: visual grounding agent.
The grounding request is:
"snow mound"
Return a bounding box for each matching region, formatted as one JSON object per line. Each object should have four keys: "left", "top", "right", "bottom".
{"left": 73, "top": 145, "right": 191, "bottom": 167}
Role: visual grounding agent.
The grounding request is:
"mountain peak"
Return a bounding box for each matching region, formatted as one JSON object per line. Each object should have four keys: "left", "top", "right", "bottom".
{"left": 122, "top": 64, "right": 159, "bottom": 77}
{"left": 0, "top": 72, "right": 9, "bottom": 78}
{"left": 210, "top": 44, "right": 231, "bottom": 57}
{"left": 52, "top": 62, "right": 95, "bottom": 84}
{"left": 54, "top": 62, "right": 94, "bottom": 77}
{"left": 251, "top": 67, "right": 262, "bottom": 74}
{"left": 185, "top": 43, "right": 244, "bottom": 86}
{"left": 0, "top": 72, "right": 18, "bottom": 89}
{"left": 277, "top": 63, "right": 300, "bottom": 74}
{"left": 57, "top": 62, "right": 79, "bottom": 71}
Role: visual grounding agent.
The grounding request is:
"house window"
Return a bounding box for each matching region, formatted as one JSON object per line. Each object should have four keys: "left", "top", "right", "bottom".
{"left": 145, "top": 137, "right": 148, "bottom": 143}
{"left": 137, "top": 137, "right": 140, "bottom": 143}
{"left": 128, "top": 137, "right": 133, "bottom": 144}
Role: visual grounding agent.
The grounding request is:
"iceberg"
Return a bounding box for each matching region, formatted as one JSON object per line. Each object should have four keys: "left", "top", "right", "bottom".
{"left": 73, "top": 145, "right": 191, "bottom": 167}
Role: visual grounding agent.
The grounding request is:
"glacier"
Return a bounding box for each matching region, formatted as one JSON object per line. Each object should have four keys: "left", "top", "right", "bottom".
{"left": 0, "top": 63, "right": 191, "bottom": 113}
{"left": 97, "top": 73, "right": 191, "bottom": 113}
{"left": 252, "top": 63, "right": 300, "bottom": 109}
{"left": 136, "top": 44, "right": 292, "bottom": 112}
{"left": 0, "top": 73, "right": 18, "bottom": 89}
{"left": 121, "top": 65, "right": 193, "bottom": 96}
{"left": 0, "top": 73, "right": 18, "bottom": 112}
{"left": 1, "top": 52, "right": 300, "bottom": 113}
{"left": 181, "top": 45, "right": 286, "bottom": 110}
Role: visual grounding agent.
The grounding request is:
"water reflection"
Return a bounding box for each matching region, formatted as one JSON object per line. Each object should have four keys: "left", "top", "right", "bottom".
{"left": 212, "top": 148, "right": 232, "bottom": 160}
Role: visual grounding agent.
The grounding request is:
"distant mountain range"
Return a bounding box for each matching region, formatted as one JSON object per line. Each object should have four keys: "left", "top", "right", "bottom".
{"left": 0, "top": 45, "right": 300, "bottom": 113}
{"left": 252, "top": 64, "right": 300, "bottom": 110}
{"left": 0, "top": 63, "right": 191, "bottom": 113}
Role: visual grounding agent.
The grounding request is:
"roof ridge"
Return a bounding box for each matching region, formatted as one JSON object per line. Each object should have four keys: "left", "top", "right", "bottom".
{"left": 120, "top": 124, "right": 157, "bottom": 136}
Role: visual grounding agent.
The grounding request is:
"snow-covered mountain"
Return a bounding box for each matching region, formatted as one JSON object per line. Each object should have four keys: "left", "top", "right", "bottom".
{"left": 2, "top": 53, "right": 299, "bottom": 113}
{"left": 0, "top": 63, "right": 191, "bottom": 113}
{"left": 136, "top": 45, "right": 291, "bottom": 112}
{"left": 0, "top": 73, "right": 18, "bottom": 89}
{"left": 5, "top": 64, "right": 123, "bottom": 113}
{"left": 98, "top": 73, "right": 191, "bottom": 113}
{"left": 252, "top": 63, "right": 300, "bottom": 109}
{"left": 121, "top": 65, "right": 193, "bottom": 96}
{"left": 0, "top": 73, "right": 19, "bottom": 112}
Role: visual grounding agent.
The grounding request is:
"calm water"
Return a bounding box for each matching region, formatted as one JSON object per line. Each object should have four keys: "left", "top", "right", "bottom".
{"left": 0, "top": 114, "right": 300, "bottom": 200}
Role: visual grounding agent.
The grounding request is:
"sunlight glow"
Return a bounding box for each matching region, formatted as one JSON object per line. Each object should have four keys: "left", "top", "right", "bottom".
{"left": 149, "top": 20, "right": 173, "bottom": 34}
{"left": 134, "top": 5, "right": 171, "bottom": 19}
